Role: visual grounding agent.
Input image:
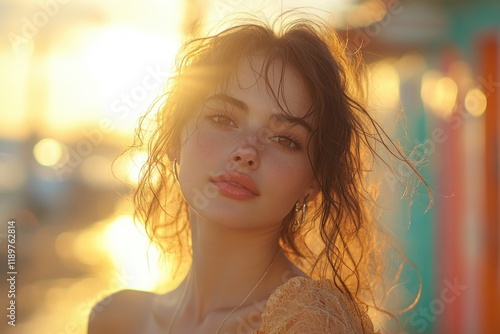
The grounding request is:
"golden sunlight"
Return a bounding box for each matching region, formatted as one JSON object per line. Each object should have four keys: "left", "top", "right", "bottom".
{"left": 0, "top": 53, "right": 29, "bottom": 139}
{"left": 103, "top": 215, "right": 171, "bottom": 291}
{"left": 125, "top": 151, "right": 149, "bottom": 186}
{"left": 44, "top": 25, "right": 181, "bottom": 139}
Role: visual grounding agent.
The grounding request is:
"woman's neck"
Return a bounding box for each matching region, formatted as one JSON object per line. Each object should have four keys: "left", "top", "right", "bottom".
{"left": 181, "top": 210, "right": 290, "bottom": 323}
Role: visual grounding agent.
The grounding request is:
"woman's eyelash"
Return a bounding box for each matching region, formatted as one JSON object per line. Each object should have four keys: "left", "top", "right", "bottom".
{"left": 206, "top": 111, "right": 236, "bottom": 127}
{"left": 270, "top": 134, "right": 302, "bottom": 151}
{"left": 212, "top": 115, "right": 234, "bottom": 126}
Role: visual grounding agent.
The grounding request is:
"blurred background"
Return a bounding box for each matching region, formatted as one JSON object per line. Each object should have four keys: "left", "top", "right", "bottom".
{"left": 0, "top": 0, "right": 498, "bottom": 333}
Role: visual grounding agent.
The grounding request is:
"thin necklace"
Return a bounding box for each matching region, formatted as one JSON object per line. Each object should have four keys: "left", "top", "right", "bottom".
{"left": 166, "top": 249, "right": 281, "bottom": 334}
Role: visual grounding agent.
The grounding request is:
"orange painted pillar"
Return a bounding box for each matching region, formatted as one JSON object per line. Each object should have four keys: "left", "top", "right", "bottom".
{"left": 435, "top": 47, "right": 466, "bottom": 334}
{"left": 479, "top": 34, "right": 499, "bottom": 334}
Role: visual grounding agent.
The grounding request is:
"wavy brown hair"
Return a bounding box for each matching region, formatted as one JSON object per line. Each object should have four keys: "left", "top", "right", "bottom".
{"left": 132, "top": 15, "right": 428, "bottom": 329}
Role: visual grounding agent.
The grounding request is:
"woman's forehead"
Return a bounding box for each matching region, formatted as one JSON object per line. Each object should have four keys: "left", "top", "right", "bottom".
{"left": 218, "top": 57, "right": 313, "bottom": 118}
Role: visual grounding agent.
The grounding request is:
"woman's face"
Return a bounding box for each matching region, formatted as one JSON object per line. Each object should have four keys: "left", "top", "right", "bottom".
{"left": 178, "top": 59, "right": 318, "bottom": 231}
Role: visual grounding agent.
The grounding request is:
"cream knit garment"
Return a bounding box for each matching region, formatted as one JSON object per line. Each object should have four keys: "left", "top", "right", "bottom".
{"left": 254, "top": 277, "right": 378, "bottom": 334}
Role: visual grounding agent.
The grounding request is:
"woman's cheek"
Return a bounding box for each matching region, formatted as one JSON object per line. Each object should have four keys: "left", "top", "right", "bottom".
{"left": 184, "top": 126, "right": 230, "bottom": 160}
{"left": 264, "top": 150, "right": 310, "bottom": 175}
{"left": 196, "top": 131, "right": 225, "bottom": 157}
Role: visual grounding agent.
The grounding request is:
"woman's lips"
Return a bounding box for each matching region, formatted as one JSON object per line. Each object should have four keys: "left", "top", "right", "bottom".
{"left": 211, "top": 171, "right": 259, "bottom": 200}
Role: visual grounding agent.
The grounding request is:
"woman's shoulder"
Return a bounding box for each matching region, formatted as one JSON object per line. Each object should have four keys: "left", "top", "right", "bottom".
{"left": 255, "top": 276, "right": 377, "bottom": 334}
{"left": 87, "top": 289, "right": 156, "bottom": 334}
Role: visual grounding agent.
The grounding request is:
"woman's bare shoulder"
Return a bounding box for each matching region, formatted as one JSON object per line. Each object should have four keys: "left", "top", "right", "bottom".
{"left": 87, "top": 289, "right": 156, "bottom": 334}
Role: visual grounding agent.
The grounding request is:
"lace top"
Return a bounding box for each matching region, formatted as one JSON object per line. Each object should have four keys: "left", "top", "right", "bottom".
{"left": 254, "top": 276, "right": 377, "bottom": 334}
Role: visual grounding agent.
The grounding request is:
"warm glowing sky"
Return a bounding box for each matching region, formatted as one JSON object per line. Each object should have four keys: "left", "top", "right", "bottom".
{"left": 0, "top": 0, "right": 355, "bottom": 140}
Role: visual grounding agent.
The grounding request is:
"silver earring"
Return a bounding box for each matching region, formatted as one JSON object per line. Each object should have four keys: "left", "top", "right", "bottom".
{"left": 292, "top": 194, "right": 309, "bottom": 232}
{"left": 172, "top": 159, "right": 179, "bottom": 181}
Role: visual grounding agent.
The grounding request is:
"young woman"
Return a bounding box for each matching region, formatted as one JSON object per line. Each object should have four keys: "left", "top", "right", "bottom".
{"left": 88, "top": 15, "right": 423, "bottom": 334}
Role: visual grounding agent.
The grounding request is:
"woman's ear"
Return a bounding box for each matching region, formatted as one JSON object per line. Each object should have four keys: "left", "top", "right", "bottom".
{"left": 304, "top": 177, "right": 320, "bottom": 202}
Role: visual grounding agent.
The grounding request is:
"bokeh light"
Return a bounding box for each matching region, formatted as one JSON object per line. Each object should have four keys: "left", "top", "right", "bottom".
{"left": 368, "top": 60, "right": 401, "bottom": 112}
{"left": 421, "top": 71, "right": 458, "bottom": 118}
{"left": 465, "top": 88, "right": 488, "bottom": 117}
{"left": 345, "top": 0, "right": 387, "bottom": 27}
{"left": 33, "top": 138, "right": 67, "bottom": 167}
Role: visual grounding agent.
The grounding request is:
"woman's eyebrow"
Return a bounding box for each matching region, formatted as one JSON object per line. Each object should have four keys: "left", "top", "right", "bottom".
{"left": 204, "top": 94, "right": 248, "bottom": 112}
{"left": 205, "top": 93, "right": 312, "bottom": 132}
{"left": 271, "top": 113, "right": 313, "bottom": 133}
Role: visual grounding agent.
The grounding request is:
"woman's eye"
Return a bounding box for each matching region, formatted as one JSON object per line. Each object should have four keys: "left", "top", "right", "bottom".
{"left": 271, "top": 136, "right": 297, "bottom": 148}
{"left": 211, "top": 115, "right": 235, "bottom": 126}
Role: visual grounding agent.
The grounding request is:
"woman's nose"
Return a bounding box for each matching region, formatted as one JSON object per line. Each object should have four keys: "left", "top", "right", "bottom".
{"left": 229, "top": 145, "right": 259, "bottom": 169}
